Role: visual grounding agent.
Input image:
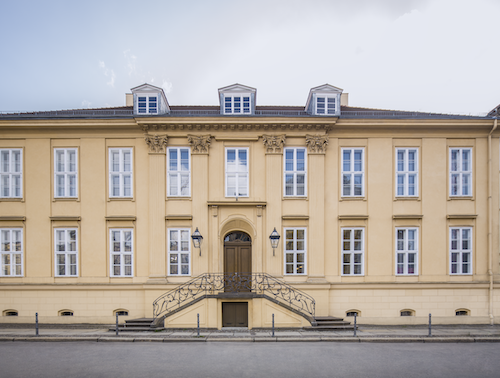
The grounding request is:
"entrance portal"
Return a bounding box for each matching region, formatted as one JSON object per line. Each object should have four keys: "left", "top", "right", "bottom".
{"left": 224, "top": 232, "right": 252, "bottom": 292}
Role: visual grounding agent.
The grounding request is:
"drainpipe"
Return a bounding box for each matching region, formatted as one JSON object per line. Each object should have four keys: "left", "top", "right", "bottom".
{"left": 488, "top": 117, "right": 497, "bottom": 325}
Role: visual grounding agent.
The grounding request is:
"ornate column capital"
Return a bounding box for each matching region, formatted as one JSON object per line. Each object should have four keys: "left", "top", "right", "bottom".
{"left": 187, "top": 135, "right": 212, "bottom": 154}
{"left": 262, "top": 134, "right": 286, "bottom": 154}
{"left": 305, "top": 134, "right": 329, "bottom": 154}
{"left": 144, "top": 134, "right": 168, "bottom": 153}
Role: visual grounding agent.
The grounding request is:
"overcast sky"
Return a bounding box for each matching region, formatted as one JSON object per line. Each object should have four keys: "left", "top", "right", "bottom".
{"left": 1, "top": 0, "right": 499, "bottom": 115}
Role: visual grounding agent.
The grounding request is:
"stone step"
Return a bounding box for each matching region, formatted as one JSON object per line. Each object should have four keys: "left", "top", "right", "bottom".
{"left": 109, "top": 327, "right": 165, "bottom": 332}
{"left": 124, "top": 318, "right": 154, "bottom": 324}
{"left": 314, "top": 321, "right": 352, "bottom": 326}
{"left": 304, "top": 325, "right": 355, "bottom": 331}
{"left": 314, "top": 316, "right": 345, "bottom": 321}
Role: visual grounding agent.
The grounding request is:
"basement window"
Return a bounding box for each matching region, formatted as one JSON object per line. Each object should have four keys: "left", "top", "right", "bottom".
{"left": 400, "top": 309, "right": 415, "bottom": 317}
{"left": 346, "top": 310, "right": 360, "bottom": 317}
{"left": 3, "top": 310, "right": 18, "bottom": 316}
{"left": 455, "top": 309, "right": 470, "bottom": 316}
{"left": 114, "top": 310, "right": 129, "bottom": 316}
{"left": 59, "top": 310, "right": 74, "bottom": 316}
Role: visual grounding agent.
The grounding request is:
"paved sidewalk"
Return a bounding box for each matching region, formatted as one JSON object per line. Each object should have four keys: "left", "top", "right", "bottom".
{"left": 1, "top": 324, "right": 500, "bottom": 342}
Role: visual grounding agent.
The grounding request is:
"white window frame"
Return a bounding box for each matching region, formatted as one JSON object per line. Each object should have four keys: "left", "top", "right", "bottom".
{"left": 54, "top": 228, "right": 78, "bottom": 277}
{"left": 167, "top": 147, "right": 191, "bottom": 197}
{"left": 450, "top": 227, "right": 472, "bottom": 275}
{"left": 223, "top": 94, "right": 251, "bottom": 115}
{"left": 0, "top": 149, "right": 22, "bottom": 199}
{"left": 284, "top": 148, "right": 307, "bottom": 197}
{"left": 137, "top": 94, "right": 158, "bottom": 114}
{"left": 54, "top": 148, "right": 78, "bottom": 198}
{"left": 167, "top": 228, "right": 191, "bottom": 276}
{"left": 395, "top": 227, "right": 418, "bottom": 276}
{"left": 110, "top": 229, "right": 134, "bottom": 277}
{"left": 0, "top": 228, "right": 23, "bottom": 277}
{"left": 395, "top": 148, "right": 418, "bottom": 197}
{"left": 315, "top": 96, "right": 336, "bottom": 115}
{"left": 225, "top": 147, "right": 249, "bottom": 197}
{"left": 109, "top": 148, "right": 133, "bottom": 198}
{"left": 341, "top": 228, "right": 364, "bottom": 276}
{"left": 341, "top": 148, "right": 364, "bottom": 197}
{"left": 449, "top": 148, "right": 472, "bottom": 197}
{"left": 284, "top": 227, "right": 307, "bottom": 275}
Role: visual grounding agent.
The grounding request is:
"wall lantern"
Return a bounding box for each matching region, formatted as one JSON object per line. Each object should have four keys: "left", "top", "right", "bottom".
{"left": 269, "top": 227, "right": 280, "bottom": 256}
{"left": 191, "top": 227, "right": 203, "bottom": 255}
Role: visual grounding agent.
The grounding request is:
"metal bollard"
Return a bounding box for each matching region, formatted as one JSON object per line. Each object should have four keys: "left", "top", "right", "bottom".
{"left": 353, "top": 313, "right": 357, "bottom": 337}
{"left": 197, "top": 313, "right": 200, "bottom": 336}
{"left": 116, "top": 312, "right": 119, "bottom": 336}
{"left": 36, "top": 312, "right": 39, "bottom": 336}
{"left": 272, "top": 314, "right": 275, "bottom": 337}
{"left": 428, "top": 313, "right": 432, "bottom": 337}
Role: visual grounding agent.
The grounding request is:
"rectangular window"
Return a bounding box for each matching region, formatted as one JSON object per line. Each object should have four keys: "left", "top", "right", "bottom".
{"left": 54, "top": 148, "right": 78, "bottom": 198}
{"left": 0, "top": 228, "right": 23, "bottom": 276}
{"left": 284, "top": 228, "right": 306, "bottom": 275}
{"left": 54, "top": 228, "right": 78, "bottom": 277}
{"left": 138, "top": 95, "right": 158, "bottom": 114}
{"left": 450, "top": 148, "right": 472, "bottom": 197}
{"left": 396, "top": 228, "right": 418, "bottom": 275}
{"left": 109, "top": 148, "right": 133, "bottom": 198}
{"left": 284, "top": 148, "right": 307, "bottom": 197}
{"left": 396, "top": 148, "right": 418, "bottom": 197}
{"left": 225, "top": 148, "right": 249, "bottom": 197}
{"left": 450, "top": 227, "right": 472, "bottom": 275}
{"left": 316, "top": 96, "right": 336, "bottom": 115}
{"left": 342, "top": 228, "right": 364, "bottom": 275}
{"left": 342, "top": 148, "right": 364, "bottom": 197}
{"left": 168, "top": 228, "right": 191, "bottom": 276}
{"left": 167, "top": 147, "right": 190, "bottom": 196}
{"left": 110, "top": 229, "right": 133, "bottom": 277}
{"left": 0, "top": 149, "right": 22, "bottom": 198}
{"left": 224, "top": 96, "right": 251, "bottom": 114}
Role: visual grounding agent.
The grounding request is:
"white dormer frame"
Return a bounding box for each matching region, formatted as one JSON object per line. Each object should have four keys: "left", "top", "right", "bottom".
{"left": 131, "top": 83, "right": 170, "bottom": 115}
{"left": 305, "top": 84, "right": 343, "bottom": 116}
{"left": 218, "top": 84, "right": 256, "bottom": 115}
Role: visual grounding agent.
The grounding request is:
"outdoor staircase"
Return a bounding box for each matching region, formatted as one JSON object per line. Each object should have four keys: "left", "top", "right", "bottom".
{"left": 109, "top": 317, "right": 162, "bottom": 332}
{"left": 305, "top": 316, "right": 354, "bottom": 331}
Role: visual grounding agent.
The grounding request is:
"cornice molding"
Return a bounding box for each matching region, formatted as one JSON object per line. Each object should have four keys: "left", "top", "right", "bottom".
{"left": 447, "top": 214, "right": 478, "bottom": 219}
{"left": 187, "top": 135, "right": 211, "bottom": 154}
{"left": 305, "top": 134, "right": 329, "bottom": 153}
{"left": 393, "top": 215, "right": 423, "bottom": 219}
{"left": 50, "top": 216, "right": 81, "bottom": 221}
{"left": 0, "top": 216, "right": 26, "bottom": 221}
{"left": 105, "top": 216, "right": 137, "bottom": 221}
{"left": 137, "top": 122, "right": 334, "bottom": 132}
{"left": 144, "top": 134, "right": 168, "bottom": 153}
{"left": 262, "top": 134, "right": 286, "bottom": 154}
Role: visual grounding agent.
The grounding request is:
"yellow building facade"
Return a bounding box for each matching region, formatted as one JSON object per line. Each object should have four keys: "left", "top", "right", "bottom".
{"left": 0, "top": 83, "right": 499, "bottom": 328}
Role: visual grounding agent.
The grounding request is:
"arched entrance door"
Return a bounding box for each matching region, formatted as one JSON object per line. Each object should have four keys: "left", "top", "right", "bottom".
{"left": 223, "top": 232, "right": 252, "bottom": 276}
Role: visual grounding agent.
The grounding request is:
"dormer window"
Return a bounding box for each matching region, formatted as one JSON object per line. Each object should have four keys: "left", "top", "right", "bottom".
{"left": 138, "top": 95, "right": 158, "bottom": 114}
{"left": 218, "top": 84, "right": 256, "bottom": 115}
{"left": 131, "top": 83, "right": 169, "bottom": 116}
{"left": 305, "top": 84, "right": 343, "bottom": 116}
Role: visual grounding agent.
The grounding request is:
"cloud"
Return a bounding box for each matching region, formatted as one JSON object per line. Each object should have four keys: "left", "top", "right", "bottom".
{"left": 162, "top": 81, "right": 173, "bottom": 94}
{"left": 123, "top": 50, "right": 137, "bottom": 76}
{"left": 81, "top": 100, "right": 91, "bottom": 109}
{"left": 98, "top": 61, "right": 116, "bottom": 87}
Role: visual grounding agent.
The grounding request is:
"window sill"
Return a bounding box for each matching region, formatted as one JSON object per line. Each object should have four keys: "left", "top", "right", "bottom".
{"left": 167, "top": 196, "right": 192, "bottom": 201}
{"left": 448, "top": 196, "right": 474, "bottom": 201}
{"left": 394, "top": 197, "right": 420, "bottom": 201}
{"left": 340, "top": 197, "right": 365, "bottom": 201}
{"left": 108, "top": 197, "right": 135, "bottom": 202}
{"left": 283, "top": 196, "right": 308, "bottom": 201}
{"left": 53, "top": 198, "right": 79, "bottom": 202}
{"left": 0, "top": 198, "right": 24, "bottom": 202}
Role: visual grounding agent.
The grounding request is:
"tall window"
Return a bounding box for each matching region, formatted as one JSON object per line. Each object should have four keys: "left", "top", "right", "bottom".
{"left": 342, "top": 228, "right": 364, "bottom": 275}
{"left": 55, "top": 229, "right": 78, "bottom": 277}
{"left": 224, "top": 96, "right": 251, "bottom": 114}
{"left": 396, "top": 148, "right": 418, "bottom": 197}
{"left": 54, "top": 149, "right": 78, "bottom": 198}
{"left": 0, "top": 149, "right": 22, "bottom": 198}
{"left": 342, "top": 148, "right": 364, "bottom": 197}
{"left": 225, "top": 148, "right": 248, "bottom": 197}
{"left": 167, "top": 148, "right": 190, "bottom": 196}
{"left": 110, "top": 229, "right": 133, "bottom": 277}
{"left": 396, "top": 228, "right": 418, "bottom": 275}
{"left": 138, "top": 95, "right": 157, "bottom": 114}
{"left": 1, "top": 228, "right": 23, "bottom": 276}
{"left": 450, "top": 227, "right": 472, "bottom": 275}
{"left": 284, "top": 148, "right": 307, "bottom": 197}
{"left": 316, "top": 96, "right": 336, "bottom": 115}
{"left": 450, "top": 148, "right": 472, "bottom": 196}
{"left": 109, "top": 148, "right": 133, "bottom": 198}
{"left": 284, "top": 228, "right": 306, "bottom": 275}
{"left": 168, "top": 228, "right": 191, "bottom": 276}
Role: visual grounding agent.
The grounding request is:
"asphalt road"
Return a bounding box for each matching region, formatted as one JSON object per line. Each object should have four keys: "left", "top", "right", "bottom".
{"left": 1, "top": 341, "right": 499, "bottom": 378}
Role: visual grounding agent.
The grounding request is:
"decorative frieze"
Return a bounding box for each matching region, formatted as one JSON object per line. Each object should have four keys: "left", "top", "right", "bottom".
{"left": 305, "top": 134, "right": 329, "bottom": 153}
{"left": 137, "top": 123, "right": 334, "bottom": 132}
{"left": 262, "top": 134, "right": 286, "bottom": 153}
{"left": 144, "top": 134, "right": 168, "bottom": 153}
{"left": 187, "top": 135, "right": 212, "bottom": 153}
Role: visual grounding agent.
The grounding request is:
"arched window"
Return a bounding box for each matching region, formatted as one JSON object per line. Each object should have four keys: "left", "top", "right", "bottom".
{"left": 455, "top": 309, "right": 470, "bottom": 316}
{"left": 400, "top": 309, "right": 415, "bottom": 317}
{"left": 346, "top": 310, "right": 360, "bottom": 317}
{"left": 59, "top": 310, "right": 74, "bottom": 316}
{"left": 3, "top": 309, "right": 18, "bottom": 316}
{"left": 224, "top": 232, "right": 251, "bottom": 243}
{"left": 114, "top": 309, "right": 129, "bottom": 316}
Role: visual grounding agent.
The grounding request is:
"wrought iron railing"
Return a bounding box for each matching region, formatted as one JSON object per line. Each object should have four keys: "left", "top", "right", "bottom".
{"left": 152, "top": 273, "right": 316, "bottom": 326}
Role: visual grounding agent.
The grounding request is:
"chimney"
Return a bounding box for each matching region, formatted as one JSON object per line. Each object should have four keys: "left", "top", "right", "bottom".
{"left": 341, "top": 93, "right": 349, "bottom": 106}
{"left": 126, "top": 93, "right": 133, "bottom": 107}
